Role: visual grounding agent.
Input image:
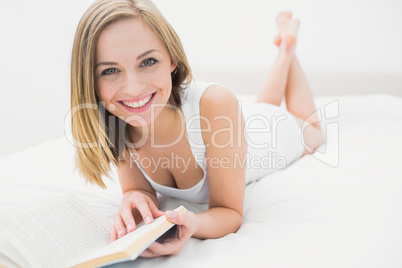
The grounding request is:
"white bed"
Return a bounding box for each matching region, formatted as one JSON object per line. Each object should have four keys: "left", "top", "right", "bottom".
{"left": 0, "top": 93, "right": 401, "bottom": 268}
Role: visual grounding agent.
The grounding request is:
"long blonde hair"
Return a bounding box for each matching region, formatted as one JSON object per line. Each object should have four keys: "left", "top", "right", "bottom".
{"left": 70, "top": 0, "right": 192, "bottom": 188}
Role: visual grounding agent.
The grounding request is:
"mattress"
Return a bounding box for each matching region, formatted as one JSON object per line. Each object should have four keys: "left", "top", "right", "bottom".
{"left": 0, "top": 93, "right": 401, "bottom": 268}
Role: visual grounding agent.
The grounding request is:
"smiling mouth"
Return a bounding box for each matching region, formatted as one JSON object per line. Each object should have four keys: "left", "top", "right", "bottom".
{"left": 119, "top": 92, "right": 156, "bottom": 109}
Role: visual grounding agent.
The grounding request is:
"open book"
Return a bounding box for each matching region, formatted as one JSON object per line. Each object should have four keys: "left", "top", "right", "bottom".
{"left": 0, "top": 194, "right": 187, "bottom": 268}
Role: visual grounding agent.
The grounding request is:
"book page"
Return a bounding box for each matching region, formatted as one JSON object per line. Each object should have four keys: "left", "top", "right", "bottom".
{"left": 0, "top": 194, "right": 111, "bottom": 268}
{"left": 0, "top": 232, "right": 31, "bottom": 268}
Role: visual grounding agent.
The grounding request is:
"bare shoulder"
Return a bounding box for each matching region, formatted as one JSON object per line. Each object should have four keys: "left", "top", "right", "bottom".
{"left": 199, "top": 84, "right": 239, "bottom": 117}
{"left": 200, "top": 84, "right": 238, "bottom": 106}
{"left": 199, "top": 84, "right": 244, "bottom": 146}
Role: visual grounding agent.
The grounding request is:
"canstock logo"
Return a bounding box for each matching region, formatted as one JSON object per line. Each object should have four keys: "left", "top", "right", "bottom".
{"left": 301, "top": 100, "right": 339, "bottom": 167}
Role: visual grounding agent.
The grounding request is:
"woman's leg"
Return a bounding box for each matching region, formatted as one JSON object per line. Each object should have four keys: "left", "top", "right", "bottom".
{"left": 256, "top": 12, "right": 294, "bottom": 106}
{"left": 286, "top": 56, "right": 322, "bottom": 131}
{"left": 255, "top": 47, "right": 293, "bottom": 106}
{"left": 258, "top": 12, "right": 324, "bottom": 155}
{"left": 286, "top": 55, "right": 324, "bottom": 155}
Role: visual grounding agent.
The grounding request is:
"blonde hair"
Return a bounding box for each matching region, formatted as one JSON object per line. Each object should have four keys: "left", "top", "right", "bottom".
{"left": 70, "top": 0, "right": 193, "bottom": 188}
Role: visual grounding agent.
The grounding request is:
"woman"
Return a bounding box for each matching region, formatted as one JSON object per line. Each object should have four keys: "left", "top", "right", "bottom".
{"left": 70, "top": 0, "right": 324, "bottom": 257}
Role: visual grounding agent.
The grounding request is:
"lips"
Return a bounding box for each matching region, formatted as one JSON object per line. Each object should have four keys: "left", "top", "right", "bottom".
{"left": 120, "top": 92, "right": 155, "bottom": 104}
{"left": 118, "top": 92, "right": 156, "bottom": 113}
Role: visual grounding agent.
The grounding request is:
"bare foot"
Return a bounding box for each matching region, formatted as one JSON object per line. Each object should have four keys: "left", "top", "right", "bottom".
{"left": 273, "top": 11, "right": 300, "bottom": 53}
{"left": 273, "top": 11, "right": 292, "bottom": 47}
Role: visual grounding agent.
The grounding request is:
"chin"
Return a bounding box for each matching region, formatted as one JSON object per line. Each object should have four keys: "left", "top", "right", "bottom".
{"left": 124, "top": 108, "right": 163, "bottom": 128}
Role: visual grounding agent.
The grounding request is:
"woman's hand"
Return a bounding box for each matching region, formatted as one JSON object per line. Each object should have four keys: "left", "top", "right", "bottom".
{"left": 110, "top": 190, "right": 165, "bottom": 242}
{"left": 140, "top": 210, "right": 199, "bottom": 257}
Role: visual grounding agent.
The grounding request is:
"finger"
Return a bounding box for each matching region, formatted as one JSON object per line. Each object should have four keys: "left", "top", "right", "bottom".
{"left": 165, "top": 211, "right": 197, "bottom": 239}
{"left": 139, "top": 242, "right": 169, "bottom": 258}
{"left": 134, "top": 198, "right": 154, "bottom": 224}
{"left": 146, "top": 241, "right": 178, "bottom": 256}
{"left": 165, "top": 210, "right": 177, "bottom": 224}
{"left": 147, "top": 200, "right": 165, "bottom": 218}
{"left": 113, "top": 213, "right": 127, "bottom": 238}
{"left": 140, "top": 248, "right": 157, "bottom": 258}
{"left": 165, "top": 210, "right": 189, "bottom": 225}
{"left": 119, "top": 205, "right": 136, "bottom": 233}
{"left": 109, "top": 225, "right": 118, "bottom": 243}
{"left": 148, "top": 239, "right": 186, "bottom": 256}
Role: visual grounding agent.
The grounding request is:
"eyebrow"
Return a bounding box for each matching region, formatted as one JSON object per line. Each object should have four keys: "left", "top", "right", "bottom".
{"left": 95, "top": 49, "right": 159, "bottom": 69}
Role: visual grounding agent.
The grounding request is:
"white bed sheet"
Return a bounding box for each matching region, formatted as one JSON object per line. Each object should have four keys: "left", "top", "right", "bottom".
{"left": 0, "top": 93, "right": 401, "bottom": 268}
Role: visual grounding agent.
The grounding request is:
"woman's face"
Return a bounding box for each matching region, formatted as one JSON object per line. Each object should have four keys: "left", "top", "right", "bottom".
{"left": 95, "top": 18, "right": 177, "bottom": 127}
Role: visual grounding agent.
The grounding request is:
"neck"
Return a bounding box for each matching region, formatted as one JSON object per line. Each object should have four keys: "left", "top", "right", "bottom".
{"left": 129, "top": 106, "right": 182, "bottom": 150}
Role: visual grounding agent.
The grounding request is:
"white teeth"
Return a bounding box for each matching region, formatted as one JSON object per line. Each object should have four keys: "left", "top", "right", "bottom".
{"left": 122, "top": 94, "right": 153, "bottom": 109}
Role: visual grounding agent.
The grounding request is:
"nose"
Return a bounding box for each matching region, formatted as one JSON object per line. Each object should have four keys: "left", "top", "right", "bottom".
{"left": 121, "top": 70, "right": 146, "bottom": 97}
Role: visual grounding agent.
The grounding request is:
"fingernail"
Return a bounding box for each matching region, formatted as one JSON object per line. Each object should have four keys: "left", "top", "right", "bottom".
{"left": 145, "top": 216, "right": 152, "bottom": 224}
{"left": 166, "top": 211, "right": 176, "bottom": 219}
{"left": 118, "top": 228, "right": 124, "bottom": 237}
{"left": 127, "top": 224, "right": 133, "bottom": 231}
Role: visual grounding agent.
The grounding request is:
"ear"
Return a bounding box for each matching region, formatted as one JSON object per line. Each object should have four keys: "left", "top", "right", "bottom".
{"left": 170, "top": 60, "right": 178, "bottom": 73}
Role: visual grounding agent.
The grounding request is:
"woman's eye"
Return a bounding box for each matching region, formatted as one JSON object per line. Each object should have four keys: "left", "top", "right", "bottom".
{"left": 141, "top": 58, "right": 158, "bottom": 67}
{"left": 101, "top": 68, "right": 118, "bottom": 76}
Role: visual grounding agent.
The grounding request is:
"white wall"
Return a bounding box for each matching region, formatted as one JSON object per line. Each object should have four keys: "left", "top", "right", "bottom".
{"left": 153, "top": 0, "right": 402, "bottom": 74}
{"left": 1, "top": 0, "right": 401, "bottom": 158}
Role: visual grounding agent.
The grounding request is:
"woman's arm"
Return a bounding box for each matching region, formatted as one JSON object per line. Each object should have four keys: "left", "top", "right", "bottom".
{"left": 193, "top": 84, "right": 247, "bottom": 239}
{"left": 140, "top": 85, "right": 247, "bottom": 257}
